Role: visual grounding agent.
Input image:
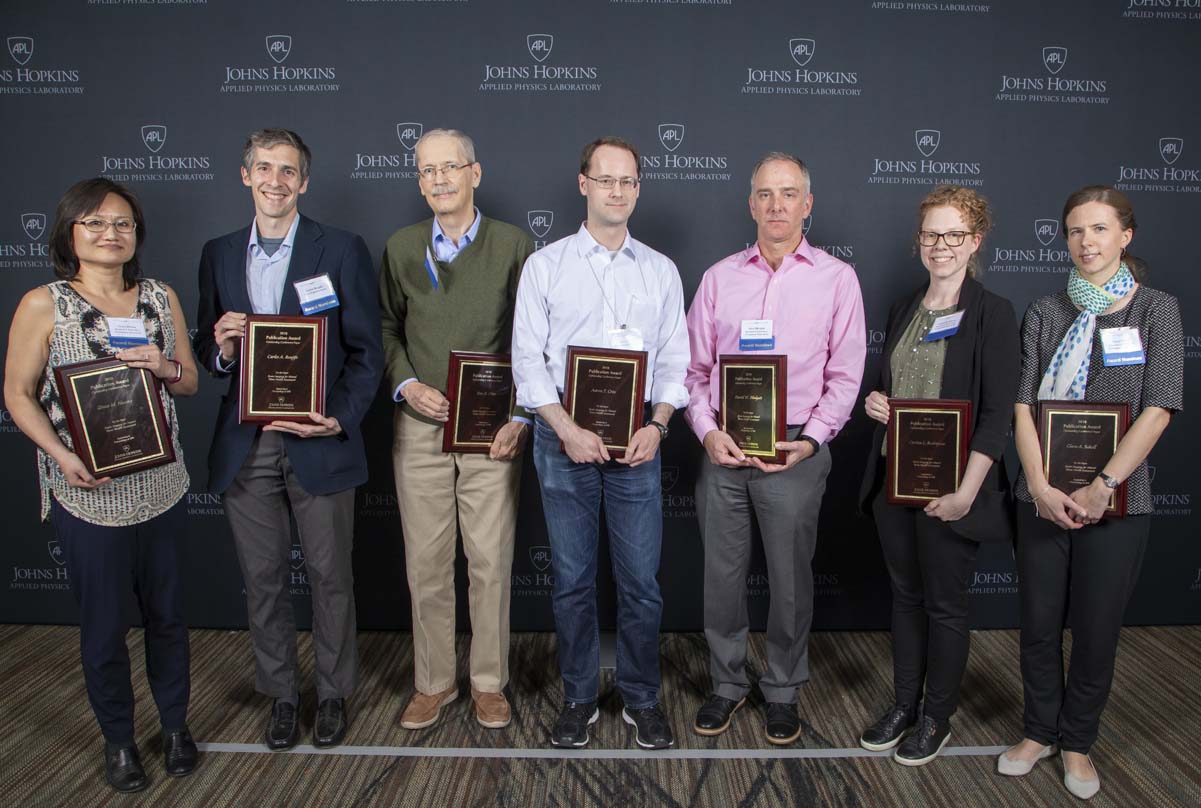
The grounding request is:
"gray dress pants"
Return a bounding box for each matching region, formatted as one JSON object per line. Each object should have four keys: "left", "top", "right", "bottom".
{"left": 697, "top": 439, "right": 831, "bottom": 704}
{"left": 223, "top": 431, "right": 358, "bottom": 701}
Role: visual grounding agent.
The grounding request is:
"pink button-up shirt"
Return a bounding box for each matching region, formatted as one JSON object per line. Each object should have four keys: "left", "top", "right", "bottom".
{"left": 685, "top": 240, "right": 866, "bottom": 446}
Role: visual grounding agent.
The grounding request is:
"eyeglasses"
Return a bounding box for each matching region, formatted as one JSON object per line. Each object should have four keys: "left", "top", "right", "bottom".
{"left": 917, "top": 230, "right": 973, "bottom": 247}
{"left": 74, "top": 218, "right": 137, "bottom": 234}
{"left": 418, "top": 162, "right": 474, "bottom": 181}
{"left": 584, "top": 174, "right": 639, "bottom": 190}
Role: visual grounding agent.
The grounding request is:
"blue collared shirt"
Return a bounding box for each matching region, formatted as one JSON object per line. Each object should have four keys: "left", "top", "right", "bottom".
{"left": 431, "top": 207, "right": 481, "bottom": 263}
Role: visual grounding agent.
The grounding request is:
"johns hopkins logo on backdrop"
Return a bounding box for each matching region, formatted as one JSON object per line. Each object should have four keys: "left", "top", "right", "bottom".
{"left": 480, "top": 34, "right": 601, "bottom": 93}
{"left": 512, "top": 546, "right": 554, "bottom": 597}
{"left": 1, "top": 407, "right": 24, "bottom": 433}
{"left": 868, "top": 129, "right": 983, "bottom": 186}
{"left": 0, "top": 214, "right": 51, "bottom": 269}
{"left": 1123, "top": 0, "right": 1201, "bottom": 20}
{"left": 0, "top": 35, "right": 84, "bottom": 94}
{"left": 1116, "top": 137, "right": 1201, "bottom": 193}
{"left": 870, "top": 1, "right": 990, "bottom": 12}
{"left": 10, "top": 536, "right": 71, "bottom": 592}
{"left": 640, "top": 123, "right": 730, "bottom": 183}
{"left": 100, "top": 125, "right": 213, "bottom": 183}
{"left": 742, "top": 37, "right": 861, "bottom": 97}
{"left": 969, "top": 567, "right": 1019, "bottom": 596}
{"left": 222, "top": 34, "right": 339, "bottom": 94}
{"left": 660, "top": 465, "right": 697, "bottom": 519}
{"left": 1184, "top": 335, "right": 1201, "bottom": 360}
{"left": 527, "top": 210, "right": 555, "bottom": 248}
{"left": 350, "top": 122, "right": 421, "bottom": 180}
{"left": 995, "top": 46, "right": 1109, "bottom": 104}
{"left": 358, "top": 488, "right": 398, "bottom": 520}
{"left": 1150, "top": 465, "right": 1192, "bottom": 517}
{"left": 185, "top": 491, "right": 224, "bottom": 517}
{"left": 289, "top": 543, "right": 312, "bottom": 594}
{"left": 991, "top": 218, "right": 1071, "bottom": 274}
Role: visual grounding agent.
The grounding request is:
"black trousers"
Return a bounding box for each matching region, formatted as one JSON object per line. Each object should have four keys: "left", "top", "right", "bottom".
{"left": 1016, "top": 502, "right": 1148, "bottom": 753}
{"left": 872, "top": 488, "right": 980, "bottom": 721}
{"left": 52, "top": 498, "right": 190, "bottom": 745}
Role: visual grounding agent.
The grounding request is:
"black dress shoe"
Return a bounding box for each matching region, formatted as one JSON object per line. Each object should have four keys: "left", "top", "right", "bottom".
{"left": 859, "top": 704, "right": 917, "bottom": 752}
{"left": 893, "top": 714, "right": 951, "bottom": 766}
{"left": 314, "top": 698, "right": 348, "bottom": 748}
{"left": 622, "top": 704, "right": 675, "bottom": 749}
{"left": 549, "top": 701, "right": 599, "bottom": 748}
{"left": 266, "top": 699, "right": 300, "bottom": 750}
{"left": 163, "top": 727, "right": 199, "bottom": 776}
{"left": 694, "top": 694, "right": 746, "bottom": 736}
{"left": 104, "top": 742, "right": 148, "bottom": 793}
{"left": 764, "top": 701, "right": 802, "bottom": 746}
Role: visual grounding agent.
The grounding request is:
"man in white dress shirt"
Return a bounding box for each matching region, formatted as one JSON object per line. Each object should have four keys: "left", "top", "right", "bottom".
{"left": 511, "top": 137, "right": 690, "bottom": 750}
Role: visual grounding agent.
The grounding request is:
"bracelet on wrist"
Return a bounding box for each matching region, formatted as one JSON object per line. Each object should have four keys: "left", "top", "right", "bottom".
{"left": 166, "top": 359, "right": 183, "bottom": 384}
{"left": 1032, "top": 485, "right": 1052, "bottom": 502}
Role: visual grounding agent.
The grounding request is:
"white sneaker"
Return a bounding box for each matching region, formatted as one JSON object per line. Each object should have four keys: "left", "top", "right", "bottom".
{"left": 996, "top": 743, "right": 1058, "bottom": 776}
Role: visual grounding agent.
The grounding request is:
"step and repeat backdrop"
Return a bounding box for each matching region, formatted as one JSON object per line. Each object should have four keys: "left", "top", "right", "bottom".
{"left": 1, "top": 0, "right": 1198, "bottom": 632}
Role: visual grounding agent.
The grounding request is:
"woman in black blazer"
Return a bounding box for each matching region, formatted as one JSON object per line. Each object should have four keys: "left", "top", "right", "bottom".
{"left": 857, "top": 185, "right": 1020, "bottom": 765}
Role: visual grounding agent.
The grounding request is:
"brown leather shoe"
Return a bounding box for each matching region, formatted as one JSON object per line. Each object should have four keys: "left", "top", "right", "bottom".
{"left": 471, "top": 687, "right": 512, "bottom": 729}
{"left": 400, "top": 686, "right": 458, "bottom": 729}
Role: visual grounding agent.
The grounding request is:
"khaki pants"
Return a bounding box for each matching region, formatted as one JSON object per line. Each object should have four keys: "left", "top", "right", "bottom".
{"left": 393, "top": 409, "right": 520, "bottom": 694}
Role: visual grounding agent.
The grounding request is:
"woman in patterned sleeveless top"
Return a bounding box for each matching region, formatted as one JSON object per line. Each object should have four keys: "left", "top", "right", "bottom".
{"left": 2, "top": 179, "right": 201, "bottom": 793}
{"left": 998, "top": 187, "right": 1184, "bottom": 800}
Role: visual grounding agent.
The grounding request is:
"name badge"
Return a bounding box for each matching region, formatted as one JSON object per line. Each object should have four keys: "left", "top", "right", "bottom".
{"left": 924, "top": 310, "right": 964, "bottom": 342}
{"left": 1100, "top": 326, "right": 1145, "bottom": 366}
{"left": 294, "top": 273, "right": 339, "bottom": 315}
{"left": 106, "top": 317, "right": 149, "bottom": 349}
{"left": 739, "top": 319, "right": 775, "bottom": 351}
{"left": 608, "top": 326, "right": 644, "bottom": 351}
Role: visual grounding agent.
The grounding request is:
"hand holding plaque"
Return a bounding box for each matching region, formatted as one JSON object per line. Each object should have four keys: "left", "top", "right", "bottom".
{"left": 54, "top": 356, "right": 176, "bottom": 478}
{"left": 1037, "top": 401, "right": 1129, "bottom": 517}
{"left": 719, "top": 354, "right": 787, "bottom": 464}
{"left": 562, "top": 346, "right": 647, "bottom": 459}
{"left": 239, "top": 315, "right": 327, "bottom": 424}
{"left": 443, "top": 351, "right": 515, "bottom": 453}
{"left": 886, "top": 398, "right": 972, "bottom": 505}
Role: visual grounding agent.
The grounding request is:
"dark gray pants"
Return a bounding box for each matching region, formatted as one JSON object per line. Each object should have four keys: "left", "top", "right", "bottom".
{"left": 697, "top": 441, "right": 831, "bottom": 704}
{"left": 224, "top": 431, "right": 358, "bottom": 701}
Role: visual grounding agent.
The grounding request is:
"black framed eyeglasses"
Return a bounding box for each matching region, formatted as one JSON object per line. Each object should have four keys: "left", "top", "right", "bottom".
{"left": 917, "top": 230, "right": 973, "bottom": 247}
{"left": 584, "top": 174, "right": 639, "bottom": 190}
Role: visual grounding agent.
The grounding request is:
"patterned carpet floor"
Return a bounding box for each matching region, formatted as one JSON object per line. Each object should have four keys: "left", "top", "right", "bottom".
{"left": 1, "top": 624, "right": 1198, "bottom": 807}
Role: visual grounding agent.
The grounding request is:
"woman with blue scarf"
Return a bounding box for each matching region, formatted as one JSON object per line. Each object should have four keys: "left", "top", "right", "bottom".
{"left": 998, "top": 187, "right": 1183, "bottom": 800}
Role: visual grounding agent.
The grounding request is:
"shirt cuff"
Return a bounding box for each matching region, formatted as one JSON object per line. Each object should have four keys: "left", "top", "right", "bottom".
{"left": 686, "top": 410, "right": 720, "bottom": 443}
{"left": 650, "top": 380, "right": 690, "bottom": 411}
{"left": 511, "top": 416, "right": 533, "bottom": 426}
{"left": 801, "top": 421, "right": 833, "bottom": 446}
{"left": 215, "top": 350, "right": 236, "bottom": 373}
{"left": 393, "top": 378, "right": 418, "bottom": 402}
{"left": 516, "top": 379, "right": 561, "bottom": 411}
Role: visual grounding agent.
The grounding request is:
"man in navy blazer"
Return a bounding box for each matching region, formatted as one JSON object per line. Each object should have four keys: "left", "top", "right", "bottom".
{"left": 193, "top": 129, "right": 382, "bottom": 751}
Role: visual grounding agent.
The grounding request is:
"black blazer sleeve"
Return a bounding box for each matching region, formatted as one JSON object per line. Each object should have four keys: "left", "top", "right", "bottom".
{"left": 323, "top": 233, "right": 384, "bottom": 433}
{"left": 968, "top": 293, "right": 1020, "bottom": 460}
{"left": 193, "top": 238, "right": 229, "bottom": 377}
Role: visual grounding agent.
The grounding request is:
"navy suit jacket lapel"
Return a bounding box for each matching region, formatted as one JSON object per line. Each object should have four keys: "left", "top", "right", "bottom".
{"left": 279, "top": 215, "right": 324, "bottom": 316}
{"left": 222, "top": 225, "right": 254, "bottom": 315}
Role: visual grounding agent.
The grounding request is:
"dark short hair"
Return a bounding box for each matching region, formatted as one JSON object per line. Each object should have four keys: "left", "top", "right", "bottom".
{"left": 579, "top": 136, "right": 641, "bottom": 178}
{"left": 49, "top": 178, "right": 146, "bottom": 290}
{"left": 242, "top": 128, "right": 312, "bottom": 179}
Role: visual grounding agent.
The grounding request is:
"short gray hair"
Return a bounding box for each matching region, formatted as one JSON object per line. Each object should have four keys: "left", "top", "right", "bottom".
{"left": 415, "top": 128, "right": 476, "bottom": 164}
{"left": 749, "top": 151, "right": 811, "bottom": 193}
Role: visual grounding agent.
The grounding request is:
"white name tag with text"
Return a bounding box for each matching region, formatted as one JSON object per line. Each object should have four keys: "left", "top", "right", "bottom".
{"left": 295, "top": 273, "right": 339, "bottom": 315}
{"left": 739, "top": 319, "right": 775, "bottom": 351}
{"left": 1100, "top": 326, "right": 1145, "bottom": 366}
{"left": 924, "top": 310, "right": 965, "bottom": 342}
{"left": 106, "top": 317, "right": 149, "bottom": 348}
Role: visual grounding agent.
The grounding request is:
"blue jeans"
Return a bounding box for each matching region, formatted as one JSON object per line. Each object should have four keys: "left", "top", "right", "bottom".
{"left": 533, "top": 417, "right": 664, "bottom": 709}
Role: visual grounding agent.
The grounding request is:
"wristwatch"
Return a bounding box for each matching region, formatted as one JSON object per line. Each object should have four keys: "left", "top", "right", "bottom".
{"left": 1098, "top": 471, "right": 1120, "bottom": 489}
{"left": 645, "top": 420, "right": 669, "bottom": 440}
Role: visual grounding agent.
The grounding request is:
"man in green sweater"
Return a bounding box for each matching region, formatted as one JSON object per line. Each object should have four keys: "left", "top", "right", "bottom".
{"left": 378, "top": 128, "right": 534, "bottom": 731}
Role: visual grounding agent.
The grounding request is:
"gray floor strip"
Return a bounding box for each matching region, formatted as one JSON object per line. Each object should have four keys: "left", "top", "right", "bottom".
{"left": 197, "top": 741, "right": 1010, "bottom": 760}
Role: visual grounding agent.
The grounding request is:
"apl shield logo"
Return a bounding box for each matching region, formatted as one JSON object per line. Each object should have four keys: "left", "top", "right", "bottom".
{"left": 661, "top": 466, "right": 679, "bottom": 493}
{"left": 529, "top": 545, "right": 552, "bottom": 572}
{"left": 527, "top": 34, "right": 553, "bottom": 63}
{"left": 396, "top": 122, "right": 423, "bottom": 151}
{"left": 1160, "top": 137, "right": 1184, "bottom": 166}
{"left": 47, "top": 540, "right": 65, "bottom": 566}
{"left": 789, "top": 38, "right": 816, "bottom": 67}
{"left": 1042, "top": 46, "right": 1067, "bottom": 75}
{"left": 528, "top": 210, "right": 553, "bottom": 239}
{"left": 914, "top": 129, "right": 941, "bottom": 158}
{"left": 1035, "top": 218, "right": 1059, "bottom": 246}
{"left": 290, "top": 543, "right": 305, "bottom": 571}
{"left": 802, "top": 213, "right": 814, "bottom": 236}
{"left": 266, "top": 35, "right": 292, "bottom": 64}
{"left": 21, "top": 213, "right": 46, "bottom": 241}
{"left": 1147, "top": 464, "right": 1157, "bottom": 483}
{"left": 141, "top": 125, "right": 167, "bottom": 154}
{"left": 658, "top": 123, "right": 685, "bottom": 153}
{"left": 7, "top": 36, "right": 33, "bottom": 66}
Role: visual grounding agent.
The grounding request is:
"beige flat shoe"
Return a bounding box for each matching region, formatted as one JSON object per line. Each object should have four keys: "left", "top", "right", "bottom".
{"left": 996, "top": 743, "right": 1058, "bottom": 776}
{"left": 1063, "top": 755, "right": 1100, "bottom": 800}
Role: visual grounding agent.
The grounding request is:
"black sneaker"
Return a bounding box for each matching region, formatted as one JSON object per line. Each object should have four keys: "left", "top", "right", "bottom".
{"left": 893, "top": 714, "right": 951, "bottom": 766}
{"left": 694, "top": 694, "right": 746, "bottom": 736}
{"left": 622, "top": 704, "right": 675, "bottom": 749}
{"left": 764, "top": 701, "right": 802, "bottom": 746}
{"left": 859, "top": 704, "right": 917, "bottom": 752}
{"left": 549, "top": 701, "right": 599, "bottom": 748}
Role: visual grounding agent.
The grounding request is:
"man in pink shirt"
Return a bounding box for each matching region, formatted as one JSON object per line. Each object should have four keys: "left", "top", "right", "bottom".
{"left": 684, "top": 152, "right": 866, "bottom": 745}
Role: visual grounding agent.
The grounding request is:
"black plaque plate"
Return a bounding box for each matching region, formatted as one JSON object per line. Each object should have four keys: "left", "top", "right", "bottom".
{"left": 719, "top": 354, "right": 787, "bottom": 464}
{"left": 887, "top": 398, "right": 973, "bottom": 505}
{"left": 562, "top": 346, "right": 647, "bottom": 458}
{"left": 443, "top": 351, "right": 515, "bottom": 453}
{"left": 1038, "top": 400, "right": 1129, "bottom": 517}
{"left": 239, "top": 315, "right": 326, "bottom": 424}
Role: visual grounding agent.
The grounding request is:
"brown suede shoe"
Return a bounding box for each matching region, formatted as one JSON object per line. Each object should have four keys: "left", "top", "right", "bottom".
{"left": 471, "top": 687, "right": 512, "bottom": 729}
{"left": 400, "top": 686, "right": 458, "bottom": 730}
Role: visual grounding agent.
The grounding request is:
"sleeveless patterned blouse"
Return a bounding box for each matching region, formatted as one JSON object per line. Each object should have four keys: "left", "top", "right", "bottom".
{"left": 37, "top": 279, "right": 189, "bottom": 525}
